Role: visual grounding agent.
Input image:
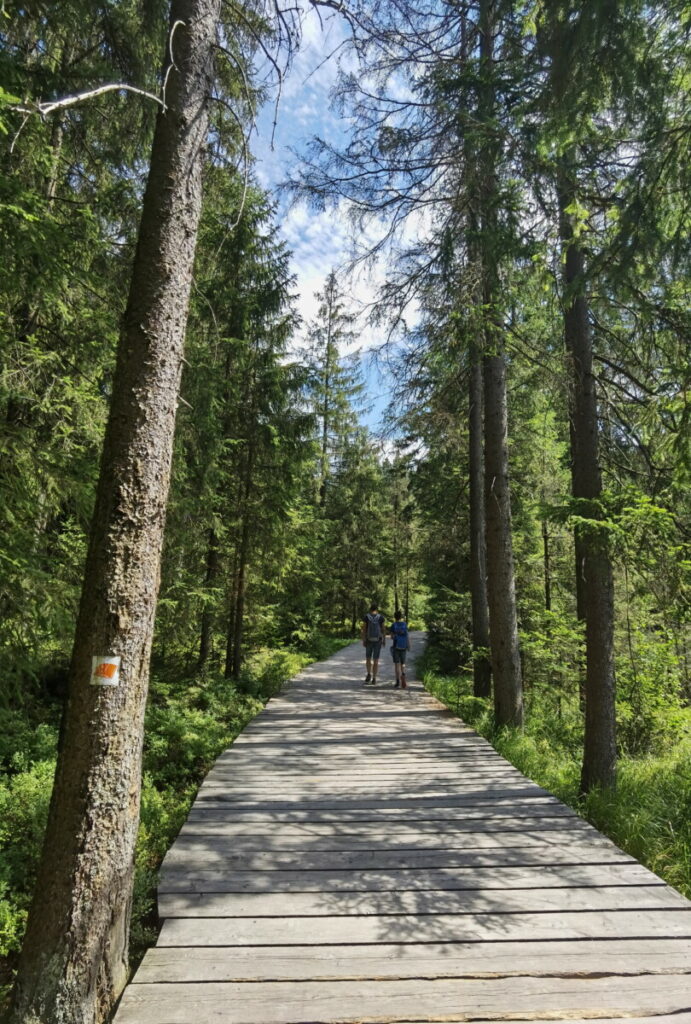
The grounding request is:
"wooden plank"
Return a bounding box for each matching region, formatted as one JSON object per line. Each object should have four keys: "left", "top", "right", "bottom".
{"left": 159, "top": 846, "right": 635, "bottom": 876}
{"left": 114, "top": 635, "right": 691, "bottom": 1024}
{"left": 176, "top": 822, "right": 594, "bottom": 845}
{"left": 157, "top": 884, "right": 688, "bottom": 919}
{"left": 157, "top": 908, "right": 691, "bottom": 946}
{"left": 163, "top": 830, "right": 617, "bottom": 856}
{"left": 202, "top": 770, "right": 528, "bottom": 782}
{"left": 198, "top": 783, "right": 535, "bottom": 797}
{"left": 178, "top": 815, "right": 581, "bottom": 837}
{"left": 131, "top": 938, "right": 691, "bottom": 982}
{"left": 113, "top": 975, "right": 691, "bottom": 1024}
{"left": 157, "top": 862, "right": 665, "bottom": 894}
{"left": 193, "top": 789, "right": 559, "bottom": 810}
{"left": 186, "top": 794, "right": 565, "bottom": 819}
{"left": 204, "top": 768, "right": 530, "bottom": 780}
{"left": 161, "top": 839, "right": 626, "bottom": 876}
{"left": 184, "top": 800, "right": 567, "bottom": 823}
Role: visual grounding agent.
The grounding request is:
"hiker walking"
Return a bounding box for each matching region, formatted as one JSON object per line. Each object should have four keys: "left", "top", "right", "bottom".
{"left": 388, "top": 609, "right": 410, "bottom": 688}
{"left": 361, "top": 602, "right": 386, "bottom": 685}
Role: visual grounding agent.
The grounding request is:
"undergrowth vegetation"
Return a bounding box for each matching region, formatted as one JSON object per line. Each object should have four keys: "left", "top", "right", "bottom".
{"left": 0, "top": 635, "right": 351, "bottom": 994}
{"left": 420, "top": 645, "right": 691, "bottom": 900}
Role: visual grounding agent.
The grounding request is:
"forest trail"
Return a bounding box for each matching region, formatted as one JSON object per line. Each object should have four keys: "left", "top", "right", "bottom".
{"left": 113, "top": 636, "right": 691, "bottom": 1023}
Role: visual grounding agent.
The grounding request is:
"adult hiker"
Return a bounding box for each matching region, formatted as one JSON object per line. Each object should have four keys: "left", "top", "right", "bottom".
{"left": 388, "top": 609, "right": 410, "bottom": 688}
{"left": 361, "top": 602, "right": 386, "bottom": 685}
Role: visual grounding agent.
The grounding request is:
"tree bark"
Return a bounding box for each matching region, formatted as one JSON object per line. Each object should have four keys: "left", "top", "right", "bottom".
{"left": 542, "top": 520, "right": 552, "bottom": 612}
{"left": 478, "top": 0, "right": 523, "bottom": 726}
{"left": 557, "top": 171, "right": 617, "bottom": 793}
{"left": 198, "top": 527, "right": 219, "bottom": 668}
{"left": 483, "top": 348, "right": 523, "bottom": 725}
{"left": 468, "top": 342, "right": 491, "bottom": 698}
{"left": 230, "top": 516, "right": 250, "bottom": 678}
{"left": 226, "top": 431, "right": 256, "bottom": 678}
{"left": 10, "top": 4, "right": 220, "bottom": 1022}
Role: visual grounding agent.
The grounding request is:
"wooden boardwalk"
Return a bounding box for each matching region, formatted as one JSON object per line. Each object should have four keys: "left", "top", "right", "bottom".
{"left": 114, "top": 635, "right": 691, "bottom": 1023}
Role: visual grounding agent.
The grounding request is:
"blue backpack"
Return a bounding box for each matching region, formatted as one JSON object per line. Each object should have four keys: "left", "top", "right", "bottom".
{"left": 391, "top": 620, "right": 408, "bottom": 650}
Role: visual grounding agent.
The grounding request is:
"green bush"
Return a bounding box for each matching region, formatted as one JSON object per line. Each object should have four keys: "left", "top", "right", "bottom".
{"left": 0, "top": 712, "right": 58, "bottom": 773}
{"left": 0, "top": 635, "right": 353, "bottom": 987}
{"left": 0, "top": 759, "right": 56, "bottom": 960}
{"left": 420, "top": 645, "right": 691, "bottom": 899}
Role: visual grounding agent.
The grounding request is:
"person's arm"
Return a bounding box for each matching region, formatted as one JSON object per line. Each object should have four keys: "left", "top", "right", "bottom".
{"left": 361, "top": 620, "right": 367, "bottom": 645}
{"left": 380, "top": 615, "right": 386, "bottom": 645}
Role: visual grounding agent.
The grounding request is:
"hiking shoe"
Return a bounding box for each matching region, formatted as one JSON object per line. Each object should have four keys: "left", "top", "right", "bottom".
{"left": 393, "top": 681, "right": 400, "bottom": 688}
{"left": 364, "top": 673, "right": 371, "bottom": 683}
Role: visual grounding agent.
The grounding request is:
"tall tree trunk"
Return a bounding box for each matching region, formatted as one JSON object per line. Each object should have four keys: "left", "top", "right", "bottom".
{"left": 558, "top": 170, "right": 617, "bottom": 793}
{"left": 227, "top": 432, "right": 256, "bottom": 678}
{"left": 10, "top": 4, "right": 220, "bottom": 1022}
{"left": 483, "top": 349, "right": 523, "bottom": 725}
{"left": 478, "top": 0, "right": 523, "bottom": 726}
{"left": 198, "top": 527, "right": 219, "bottom": 668}
{"left": 224, "top": 543, "right": 239, "bottom": 678}
{"left": 230, "top": 516, "right": 251, "bottom": 678}
{"left": 318, "top": 283, "right": 334, "bottom": 507}
{"left": 542, "top": 520, "right": 552, "bottom": 612}
{"left": 469, "top": 341, "right": 491, "bottom": 698}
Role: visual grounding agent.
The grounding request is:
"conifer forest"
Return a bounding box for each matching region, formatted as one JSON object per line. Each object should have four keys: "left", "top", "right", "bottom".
{"left": 1, "top": 1, "right": 690, "bottom": 1022}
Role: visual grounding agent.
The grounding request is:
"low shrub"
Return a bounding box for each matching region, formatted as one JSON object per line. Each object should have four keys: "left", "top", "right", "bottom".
{"left": 420, "top": 647, "right": 691, "bottom": 899}
{"left": 0, "top": 635, "right": 352, "bottom": 996}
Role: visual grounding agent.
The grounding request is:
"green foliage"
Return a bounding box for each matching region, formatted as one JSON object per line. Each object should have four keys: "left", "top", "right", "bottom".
{"left": 0, "top": 635, "right": 352, "bottom": 991}
{"left": 583, "top": 746, "right": 691, "bottom": 898}
{"left": 0, "top": 759, "right": 56, "bottom": 963}
{"left": 421, "top": 644, "right": 691, "bottom": 898}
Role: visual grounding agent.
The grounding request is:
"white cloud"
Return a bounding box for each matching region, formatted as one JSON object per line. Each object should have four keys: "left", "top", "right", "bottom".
{"left": 251, "top": 3, "right": 421, "bottom": 433}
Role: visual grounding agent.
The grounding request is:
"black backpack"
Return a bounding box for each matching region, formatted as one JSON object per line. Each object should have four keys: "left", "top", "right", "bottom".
{"left": 365, "top": 613, "right": 382, "bottom": 641}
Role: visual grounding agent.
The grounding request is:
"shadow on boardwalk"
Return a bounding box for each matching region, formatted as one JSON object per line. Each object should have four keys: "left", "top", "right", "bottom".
{"left": 113, "top": 635, "right": 691, "bottom": 1024}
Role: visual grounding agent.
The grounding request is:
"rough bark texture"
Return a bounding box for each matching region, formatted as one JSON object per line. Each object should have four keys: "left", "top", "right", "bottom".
{"left": 198, "top": 527, "right": 219, "bottom": 667}
{"left": 226, "top": 434, "right": 255, "bottom": 679}
{"left": 542, "top": 520, "right": 552, "bottom": 612}
{"left": 10, "top": 3, "right": 221, "bottom": 1022}
{"left": 468, "top": 344, "right": 491, "bottom": 698}
{"left": 478, "top": 0, "right": 523, "bottom": 726}
{"left": 558, "top": 175, "right": 617, "bottom": 793}
{"left": 483, "top": 349, "right": 523, "bottom": 726}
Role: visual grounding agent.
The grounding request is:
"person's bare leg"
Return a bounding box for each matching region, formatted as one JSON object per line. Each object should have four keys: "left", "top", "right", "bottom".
{"left": 372, "top": 657, "right": 379, "bottom": 683}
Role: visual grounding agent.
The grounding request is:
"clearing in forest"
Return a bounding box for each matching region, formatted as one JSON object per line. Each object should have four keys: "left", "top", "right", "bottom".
{"left": 114, "top": 635, "right": 691, "bottom": 1023}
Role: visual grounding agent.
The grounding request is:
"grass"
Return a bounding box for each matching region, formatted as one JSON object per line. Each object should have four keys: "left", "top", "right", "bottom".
{"left": 419, "top": 647, "right": 691, "bottom": 900}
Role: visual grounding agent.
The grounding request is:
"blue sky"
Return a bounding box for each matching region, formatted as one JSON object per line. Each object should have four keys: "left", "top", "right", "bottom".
{"left": 250, "top": 10, "right": 394, "bottom": 435}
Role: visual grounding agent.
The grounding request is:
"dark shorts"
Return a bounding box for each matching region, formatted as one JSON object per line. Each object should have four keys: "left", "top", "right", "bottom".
{"left": 392, "top": 647, "right": 407, "bottom": 664}
{"left": 365, "top": 640, "right": 382, "bottom": 659}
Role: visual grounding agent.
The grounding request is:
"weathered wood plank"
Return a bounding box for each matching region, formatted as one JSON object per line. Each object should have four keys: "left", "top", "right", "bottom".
{"left": 176, "top": 821, "right": 593, "bottom": 844}
{"left": 114, "top": 636, "right": 691, "bottom": 1024}
{"left": 131, "top": 938, "right": 691, "bottom": 983}
{"left": 157, "top": 908, "right": 691, "bottom": 946}
{"left": 112, "top": 975, "right": 691, "bottom": 1024}
{"left": 159, "top": 845, "right": 635, "bottom": 876}
{"left": 156, "top": 862, "right": 665, "bottom": 894}
{"left": 184, "top": 800, "right": 566, "bottom": 822}
{"left": 161, "top": 839, "right": 628, "bottom": 876}
{"left": 180, "top": 812, "right": 579, "bottom": 836}
{"left": 193, "top": 789, "right": 563, "bottom": 811}
{"left": 201, "top": 773, "right": 527, "bottom": 790}
{"left": 158, "top": 883, "right": 687, "bottom": 918}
